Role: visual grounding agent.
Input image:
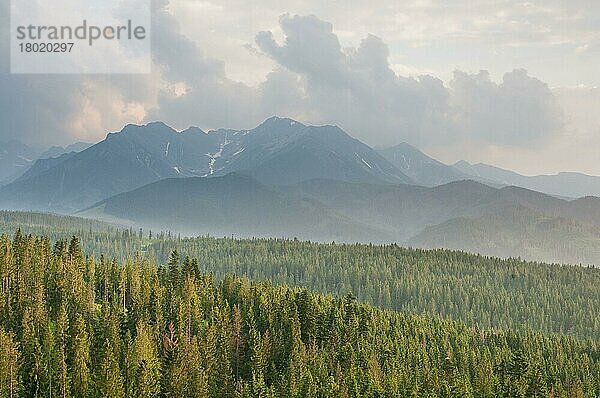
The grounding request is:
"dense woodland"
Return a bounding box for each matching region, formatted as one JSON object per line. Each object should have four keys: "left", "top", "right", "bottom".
{"left": 0, "top": 231, "right": 599, "bottom": 397}
{"left": 2, "top": 211, "right": 600, "bottom": 341}
{"left": 151, "top": 237, "right": 600, "bottom": 341}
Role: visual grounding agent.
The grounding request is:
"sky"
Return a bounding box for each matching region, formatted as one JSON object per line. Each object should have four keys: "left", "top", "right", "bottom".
{"left": 0, "top": 0, "right": 599, "bottom": 176}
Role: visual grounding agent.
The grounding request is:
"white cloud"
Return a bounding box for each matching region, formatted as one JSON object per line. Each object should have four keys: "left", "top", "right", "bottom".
{"left": 448, "top": 69, "right": 562, "bottom": 146}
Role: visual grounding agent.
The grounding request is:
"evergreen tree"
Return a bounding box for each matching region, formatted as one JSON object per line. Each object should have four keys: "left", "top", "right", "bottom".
{"left": 71, "top": 314, "right": 91, "bottom": 397}
{"left": 0, "top": 329, "right": 21, "bottom": 398}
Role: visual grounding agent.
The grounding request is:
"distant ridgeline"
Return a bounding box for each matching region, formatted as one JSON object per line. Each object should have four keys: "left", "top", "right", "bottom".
{"left": 0, "top": 232, "right": 598, "bottom": 396}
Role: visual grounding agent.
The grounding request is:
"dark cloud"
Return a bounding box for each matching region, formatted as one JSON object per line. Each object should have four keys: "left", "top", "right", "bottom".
{"left": 256, "top": 15, "right": 345, "bottom": 86}
{"left": 146, "top": 0, "right": 261, "bottom": 130}
{"left": 0, "top": 0, "right": 155, "bottom": 145}
{"left": 0, "top": 0, "right": 82, "bottom": 144}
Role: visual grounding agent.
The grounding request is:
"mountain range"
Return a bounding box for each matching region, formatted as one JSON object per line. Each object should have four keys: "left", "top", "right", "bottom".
{"left": 81, "top": 173, "right": 600, "bottom": 265}
{"left": 3, "top": 116, "right": 600, "bottom": 265}
{"left": 453, "top": 160, "right": 600, "bottom": 199}
{"left": 0, "top": 117, "right": 411, "bottom": 213}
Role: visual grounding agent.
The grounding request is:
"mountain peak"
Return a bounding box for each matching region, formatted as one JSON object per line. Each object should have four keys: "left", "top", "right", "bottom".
{"left": 453, "top": 160, "right": 471, "bottom": 168}
{"left": 108, "top": 121, "right": 179, "bottom": 141}
{"left": 118, "top": 121, "right": 175, "bottom": 133}
{"left": 390, "top": 142, "right": 420, "bottom": 152}
{"left": 258, "top": 116, "right": 305, "bottom": 129}
{"left": 181, "top": 126, "right": 207, "bottom": 135}
{"left": 378, "top": 142, "right": 468, "bottom": 187}
{"left": 145, "top": 121, "right": 172, "bottom": 129}
{"left": 382, "top": 142, "right": 441, "bottom": 164}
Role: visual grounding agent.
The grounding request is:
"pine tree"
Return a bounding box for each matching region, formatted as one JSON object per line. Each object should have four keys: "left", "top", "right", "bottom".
{"left": 232, "top": 304, "right": 244, "bottom": 382}
{"left": 183, "top": 336, "right": 209, "bottom": 397}
{"left": 288, "top": 308, "right": 307, "bottom": 397}
{"left": 168, "top": 250, "right": 180, "bottom": 291}
{"left": 21, "top": 308, "right": 45, "bottom": 397}
{"left": 161, "top": 321, "right": 183, "bottom": 397}
{"left": 182, "top": 256, "right": 194, "bottom": 279}
{"left": 56, "top": 302, "right": 71, "bottom": 398}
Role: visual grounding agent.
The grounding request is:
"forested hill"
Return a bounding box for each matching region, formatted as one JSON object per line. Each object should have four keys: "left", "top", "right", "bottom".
{"left": 0, "top": 233, "right": 599, "bottom": 396}
{"left": 0, "top": 211, "right": 117, "bottom": 234}
{"left": 0, "top": 211, "right": 146, "bottom": 257}
{"left": 149, "top": 236, "right": 600, "bottom": 341}
{"left": 1, "top": 212, "right": 600, "bottom": 340}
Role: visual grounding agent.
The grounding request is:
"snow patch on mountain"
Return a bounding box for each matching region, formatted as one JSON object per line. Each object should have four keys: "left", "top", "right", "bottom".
{"left": 203, "top": 134, "right": 231, "bottom": 176}
{"left": 232, "top": 148, "right": 246, "bottom": 157}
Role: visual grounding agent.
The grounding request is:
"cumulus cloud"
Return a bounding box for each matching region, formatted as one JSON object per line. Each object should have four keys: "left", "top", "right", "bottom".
{"left": 255, "top": 15, "right": 450, "bottom": 147}
{"left": 255, "top": 14, "right": 562, "bottom": 148}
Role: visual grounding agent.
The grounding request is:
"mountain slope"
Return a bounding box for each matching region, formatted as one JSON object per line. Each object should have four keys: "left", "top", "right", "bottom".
{"left": 84, "top": 172, "right": 600, "bottom": 264}
{"left": 81, "top": 173, "right": 392, "bottom": 242}
{"left": 38, "top": 142, "right": 92, "bottom": 160}
{"left": 290, "top": 179, "right": 587, "bottom": 243}
{"left": 90, "top": 176, "right": 504, "bottom": 244}
{"left": 206, "top": 117, "right": 413, "bottom": 185}
{"left": 0, "top": 122, "right": 222, "bottom": 212}
{"left": 409, "top": 205, "right": 600, "bottom": 265}
{"left": 0, "top": 140, "right": 43, "bottom": 186}
{"left": 455, "top": 160, "right": 600, "bottom": 198}
{"left": 290, "top": 179, "right": 499, "bottom": 241}
{"left": 378, "top": 143, "right": 469, "bottom": 186}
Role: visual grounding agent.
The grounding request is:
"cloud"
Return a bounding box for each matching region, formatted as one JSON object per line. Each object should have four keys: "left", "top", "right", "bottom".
{"left": 255, "top": 14, "right": 561, "bottom": 148}
{"left": 448, "top": 69, "right": 562, "bottom": 146}
{"left": 0, "top": 0, "right": 155, "bottom": 145}
{"left": 255, "top": 15, "right": 450, "bottom": 147}
{"left": 145, "top": 0, "right": 261, "bottom": 130}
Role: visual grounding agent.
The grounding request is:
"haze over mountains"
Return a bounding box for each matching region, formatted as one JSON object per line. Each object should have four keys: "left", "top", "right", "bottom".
{"left": 80, "top": 173, "right": 600, "bottom": 264}
{"left": 3, "top": 116, "right": 600, "bottom": 265}
{"left": 0, "top": 140, "right": 43, "bottom": 186}
{"left": 453, "top": 161, "right": 600, "bottom": 199}
{"left": 0, "top": 141, "right": 92, "bottom": 187}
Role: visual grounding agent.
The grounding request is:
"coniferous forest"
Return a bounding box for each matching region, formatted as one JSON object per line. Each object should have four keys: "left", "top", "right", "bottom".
{"left": 0, "top": 230, "right": 599, "bottom": 397}
{"left": 1, "top": 212, "right": 600, "bottom": 396}
{"left": 4, "top": 212, "right": 600, "bottom": 341}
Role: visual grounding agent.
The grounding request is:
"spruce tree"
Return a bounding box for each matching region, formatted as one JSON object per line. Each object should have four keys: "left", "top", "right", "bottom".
{"left": 71, "top": 314, "right": 91, "bottom": 397}
{"left": 0, "top": 329, "right": 21, "bottom": 398}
